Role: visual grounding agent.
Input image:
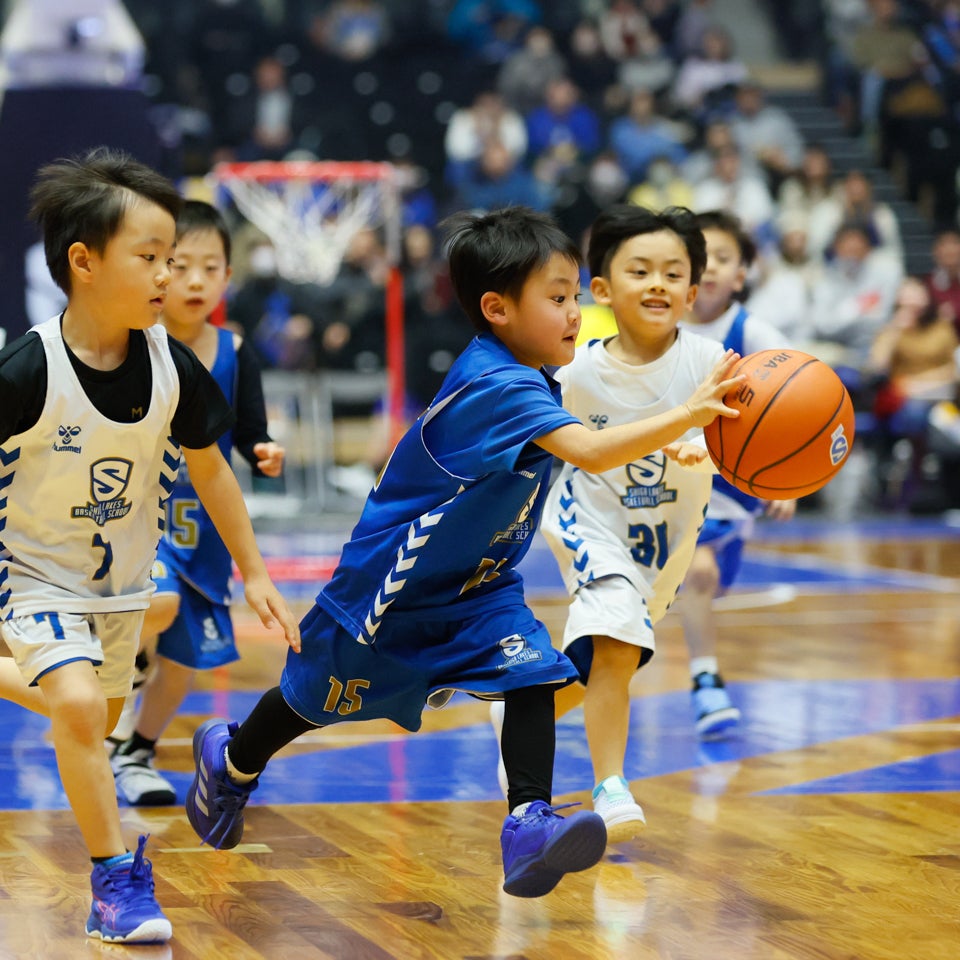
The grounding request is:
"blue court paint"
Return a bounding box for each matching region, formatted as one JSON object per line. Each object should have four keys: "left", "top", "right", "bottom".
{"left": 759, "top": 749, "right": 960, "bottom": 795}
{"left": 1, "top": 678, "right": 959, "bottom": 811}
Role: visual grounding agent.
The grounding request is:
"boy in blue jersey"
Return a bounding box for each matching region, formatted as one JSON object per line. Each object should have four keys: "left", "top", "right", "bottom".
{"left": 184, "top": 205, "right": 743, "bottom": 898}
{"left": 676, "top": 210, "right": 795, "bottom": 737}
{"left": 110, "top": 201, "right": 286, "bottom": 806}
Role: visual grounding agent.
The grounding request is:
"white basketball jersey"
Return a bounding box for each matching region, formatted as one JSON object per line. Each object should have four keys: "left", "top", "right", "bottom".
{"left": 543, "top": 329, "right": 724, "bottom": 623}
{"left": 0, "top": 317, "right": 181, "bottom": 617}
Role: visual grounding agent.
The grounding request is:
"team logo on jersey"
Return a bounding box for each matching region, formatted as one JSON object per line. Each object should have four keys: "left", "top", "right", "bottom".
{"left": 622, "top": 454, "right": 678, "bottom": 508}
{"left": 71, "top": 457, "right": 134, "bottom": 526}
{"left": 53, "top": 425, "right": 82, "bottom": 453}
{"left": 497, "top": 633, "right": 543, "bottom": 668}
{"left": 588, "top": 413, "right": 609, "bottom": 429}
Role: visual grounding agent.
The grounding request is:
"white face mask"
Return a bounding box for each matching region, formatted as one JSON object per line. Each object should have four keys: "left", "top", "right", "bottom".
{"left": 249, "top": 245, "right": 277, "bottom": 277}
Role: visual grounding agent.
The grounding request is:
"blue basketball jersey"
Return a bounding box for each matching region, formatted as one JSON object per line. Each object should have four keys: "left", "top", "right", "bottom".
{"left": 713, "top": 305, "right": 764, "bottom": 516}
{"left": 156, "top": 327, "right": 237, "bottom": 603}
{"left": 318, "top": 333, "right": 580, "bottom": 644}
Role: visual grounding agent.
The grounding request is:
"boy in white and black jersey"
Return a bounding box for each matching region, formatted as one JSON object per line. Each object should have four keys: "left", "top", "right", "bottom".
{"left": 0, "top": 147, "right": 299, "bottom": 945}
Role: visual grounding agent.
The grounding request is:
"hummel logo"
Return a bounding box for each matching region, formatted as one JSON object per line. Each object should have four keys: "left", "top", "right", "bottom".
{"left": 53, "top": 424, "right": 82, "bottom": 453}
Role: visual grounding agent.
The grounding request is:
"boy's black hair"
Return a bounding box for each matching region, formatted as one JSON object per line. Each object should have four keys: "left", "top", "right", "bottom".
{"left": 28, "top": 146, "right": 182, "bottom": 294}
{"left": 441, "top": 206, "right": 582, "bottom": 333}
{"left": 176, "top": 199, "right": 232, "bottom": 264}
{"left": 588, "top": 204, "right": 707, "bottom": 284}
{"left": 693, "top": 209, "right": 757, "bottom": 269}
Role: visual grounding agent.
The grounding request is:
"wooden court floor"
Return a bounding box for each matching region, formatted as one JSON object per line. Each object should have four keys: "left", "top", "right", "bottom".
{"left": 0, "top": 517, "right": 958, "bottom": 959}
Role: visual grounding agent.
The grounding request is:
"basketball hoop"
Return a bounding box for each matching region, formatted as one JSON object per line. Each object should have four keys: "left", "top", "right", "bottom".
{"left": 211, "top": 160, "right": 400, "bottom": 286}
{"left": 210, "top": 159, "right": 406, "bottom": 447}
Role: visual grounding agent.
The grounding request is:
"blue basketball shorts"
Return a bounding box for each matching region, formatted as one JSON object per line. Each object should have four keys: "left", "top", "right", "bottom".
{"left": 152, "top": 569, "right": 237, "bottom": 670}
{"left": 280, "top": 596, "right": 579, "bottom": 731}
{"left": 695, "top": 517, "right": 747, "bottom": 590}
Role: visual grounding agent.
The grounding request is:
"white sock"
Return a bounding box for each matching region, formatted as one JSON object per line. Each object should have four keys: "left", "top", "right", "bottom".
{"left": 511, "top": 802, "right": 532, "bottom": 817}
{"left": 690, "top": 656, "right": 719, "bottom": 679}
{"left": 224, "top": 746, "right": 258, "bottom": 784}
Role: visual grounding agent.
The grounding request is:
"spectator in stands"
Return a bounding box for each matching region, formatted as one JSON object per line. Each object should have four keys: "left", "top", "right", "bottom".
{"left": 777, "top": 143, "right": 838, "bottom": 234}
{"left": 805, "top": 168, "right": 903, "bottom": 265}
{"left": 674, "top": 0, "right": 717, "bottom": 61}
{"left": 681, "top": 119, "right": 761, "bottom": 185}
{"left": 849, "top": 0, "right": 924, "bottom": 141}
{"left": 863, "top": 274, "right": 960, "bottom": 508}
{"left": 226, "top": 54, "right": 298, "bottom": 161}
{"left": 925, "top": 227, "right": 960, "bottom": 335}
{"left": 192, "top": 0, "right": 273, "bottom": 117}
{"left": 597, "top": 0, "right": 656, "bottom": 61}
{"left": 315, "top": 227, "right": 390, "bottom": 372}
{"left": 564, "top": 19, "right": 619, "bottom": 110}
{"left": 446, "top": 0, "right": 542, "bottom": 63}
{"left": 802, "top": 222, "right": 904, "bottom": 381}
{"left": 392, "top": 158, "right": 439, "bottom": 231}
{"left": 821, "top": 0, "right": 872, "bottom": 130}
{"left": 496, "top": 25, "right": 567, "bottom": 114}
{"left": 227, "top": 235, "right": 323, "bottom": 371}
{"left": 444, "top": 89, "right": 528, "bottom": 188}
{"left": 641, "top": 0, "right": 684, "bottom": 57}
{"left": 671, "top": 24, "right": 749, "bottom": 123}
{"left": 728, "top": 81, "right": 806, "bottom": 192}
{"left": 551, "top": 151, "right": 630, "bottom": 250}
{"left": 746, "top": 214, "right": 820, "bottom": 340}
{"left": 454, "top": 140, "right": 554, "bottom": 213}
{"left": 525, "top": 77, "right": 602, "bottom": 169}
{"left": 627, "top": 154, "right": 695, "bottom": 210}
{"left": 692, "top": 143, "right": 777, "bottom": 250}
{"left": 607, "top": 87, "right": 688, "bottom": 181}
{"left": 617, "top": 26, "right": 677, "bottom": 95}
{"left": 313, "top": 0, "right": 392, "bottom": 62}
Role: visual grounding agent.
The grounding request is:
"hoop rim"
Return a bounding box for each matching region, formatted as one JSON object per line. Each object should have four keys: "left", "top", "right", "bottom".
{"left": 212, "top": 160, "right": 395, "bottom": 183}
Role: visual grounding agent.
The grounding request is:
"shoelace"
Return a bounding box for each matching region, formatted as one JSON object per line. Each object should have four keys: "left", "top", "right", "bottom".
{"left": 201, "top": 777, "right": 257, "bottom": 848}
{"left": 100, "top": 836, "right": 157, "bottom": 907}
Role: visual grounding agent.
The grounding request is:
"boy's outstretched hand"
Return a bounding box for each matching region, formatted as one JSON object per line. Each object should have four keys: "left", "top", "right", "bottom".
{"left": 253, "top": 441, "right": 285, "bottom": 478}
{"left": 683, "top": 350, "right": 745, "bottom": 428}
{"left": 663, "top": 441, "right": 709, "bottom": 467}
{"left": 244, "top": 574, "right": 301, "bottom": 653}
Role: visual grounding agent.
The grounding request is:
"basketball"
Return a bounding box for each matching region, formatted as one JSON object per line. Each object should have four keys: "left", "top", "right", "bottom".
{"left": 702, "top": 349, "right": 855, "bottom": 500}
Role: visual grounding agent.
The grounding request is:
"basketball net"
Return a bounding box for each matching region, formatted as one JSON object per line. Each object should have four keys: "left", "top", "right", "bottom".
{"left": 210, "top": 160, "right": 406, "bottom": 445}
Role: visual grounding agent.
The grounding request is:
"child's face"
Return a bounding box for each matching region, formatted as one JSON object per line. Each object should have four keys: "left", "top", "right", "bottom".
{"left": 692, "top": 227, "right": 745, "bottom": 322}
{"left": 165, "top": 228, "right": 231, "bottom": 329}
{"left": 82, "top": 199, "right": 175, "bottom": 329}
{"left": 488, "top": 252, "right": 582, "bottom": 368}
{"left": 590, "top": 230, "right": 697, "bottom": 341}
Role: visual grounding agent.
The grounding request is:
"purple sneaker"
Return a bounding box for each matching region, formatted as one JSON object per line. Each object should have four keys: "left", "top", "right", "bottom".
{"left": 501, "top": 801, "right": 606, "bottom": 897}
{"left": 86, "top": 835, "right": 171, "bottom": 943}
{"left": 185, "top": 718, "right": 257, "bottom": 849}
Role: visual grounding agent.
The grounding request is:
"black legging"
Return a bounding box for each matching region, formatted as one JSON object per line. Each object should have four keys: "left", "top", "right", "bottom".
{"left": 228, "top": 682, "right": 558, "bottom": 814}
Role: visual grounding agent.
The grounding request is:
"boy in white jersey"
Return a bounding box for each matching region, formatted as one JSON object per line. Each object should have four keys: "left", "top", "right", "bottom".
{"left": 533, "top": 204, "right": 736, "bottom": 843}
{"left": 109, "top": 201, "right": 286, "bottom": 807}
{"left": 675, "top": 210, "right": 795, "bottom": 738}
{"left": 0, "top": 148, "right": 299, "bottom": 944}
{"left": 181, "top": 206, "right": 743, "bottom": 900}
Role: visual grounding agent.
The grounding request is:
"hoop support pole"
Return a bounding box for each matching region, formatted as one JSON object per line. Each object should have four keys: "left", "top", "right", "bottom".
{"left": 385, "top": 265, "right": 406, "bottom": 449}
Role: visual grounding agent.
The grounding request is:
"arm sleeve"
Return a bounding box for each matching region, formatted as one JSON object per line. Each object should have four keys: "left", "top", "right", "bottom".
{"left": 0, "top": 334, "right": 46, "bottom": 443}
{"left": 168, "top": 337, "right": 236, "bottom": 449}
{"left": 231, "top": 336, "right": 272, "bottom": 471}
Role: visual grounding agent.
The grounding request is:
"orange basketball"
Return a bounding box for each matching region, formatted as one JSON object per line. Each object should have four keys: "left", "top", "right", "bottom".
{"left": 702, "top": 349, "right": 855, "bottom": 500}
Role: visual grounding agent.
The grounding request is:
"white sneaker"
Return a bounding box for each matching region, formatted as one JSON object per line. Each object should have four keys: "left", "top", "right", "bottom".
{"left": 592, "top": 776, "right": 646, "bottom": 843}
{"left": 111, "top": 748, "right": 176, "bottom": 807}
{"left": 488, "top": 700, "right": 509, "bottom": 799}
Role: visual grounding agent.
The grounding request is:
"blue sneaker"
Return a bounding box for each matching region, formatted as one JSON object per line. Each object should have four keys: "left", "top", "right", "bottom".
{"left": 501, "top": 801, "right": 607, "bottom": 898}
{"left": 86, "top": 835, "right": 171, "bottom": 943}
{"left": 692, "top": 672, "right": 741, "bottom": 739}
{"left": 185, "top": 718, "right": 257, "bottom": 849}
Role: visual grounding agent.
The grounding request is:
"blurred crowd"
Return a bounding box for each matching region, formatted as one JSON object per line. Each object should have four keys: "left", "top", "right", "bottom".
{"left": 4, "top": 0, "right": 960, "bottom": 513}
